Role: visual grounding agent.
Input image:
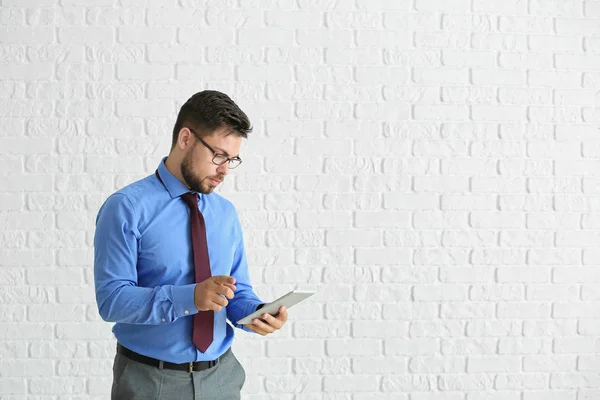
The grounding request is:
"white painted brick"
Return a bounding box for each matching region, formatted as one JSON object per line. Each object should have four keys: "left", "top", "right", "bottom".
{"left": 409, "top": 356, "right": 466, "bottom": 373}
{"left": 352, "top": 321, "right": 408, "bottom": 338}
{"left": 441, "top": 194, "right": 495, "bottom": 211}
{"left": 529, "top": 70, "right": 582, "bottom": 89}
{"left": 442, "top": 15, "right": 492, "bottom": 32}
{"left": 383, "top": 303, "right": 437, "bottom": 320}
{"left": 471, "top": 212, "right": 525, "bottom": 229}
{"left": 558, "top": 54, "right": 600, "bottom": 70}
{"left": 525, "top": 355, "right": 576, "bottom": 372}
{"left": 413, "top": 67, "right": 469, "bottom": 84}
{"left": 473, "top": 0, "right": 527, "bottom": 13}
{"left": 324, "top": 84, "right": 379, "bottom": 102}
{"left": 327, "top": 339, "right": 380, "bottom": 357}
{"left": 416, "top": 32, "right": 470, "bottom": 49}
{"left": 472, "top": 33, "right": 528, "bottom": 51}
{"left": 415, "top": 176, "right": 469, "bottom": 192}
{"left": 554, "top": 302, "right": 600, "bottom": 318}
{"left": 325, "top": 303, "right": 381, "bottom": 321}
{"left": 415, "top": 104, "right": 469, "bottom": 120}
{"left": 413, "top": 285, "right": 467, "bottom": 301}
{"left": 414, "top": 248, "right": 469, "bottom": 265}
{"left": 385, "top": 338, "right": 439, "bottom": 356}
{"left": 29, "top": 377, "right": 87, "bottom": 394}
{"left": 324, "top": 375, "right": 379, "bottom": 392}
{"left": 467, "top": 393, "right": 521, "bottom": 400}
{"left": 0, "top": 27, "right": 55, "bottom": 44}
{"left": 441, "top": 86, "right": 495, "bottom": 104}
{"left": 582, "top": 282, "right": 600, "bottom": 301}
{"left": 579, "top": 319, "right": 600, "bottom": 336}
{"left": 325, "top": 12, "right": 382, "bottom": 29}
{"left": 557, "top": 19, "right": 600, "bottom": 35}
{"left": 472, "top": 106, "right": 526, "bottom": 122}
{"left": 496, "top": 374, "right": 548, "bottom": 390}
{"left": 297, "top": 211, "right": 352, "bottom": 228}
{"left": 498, "top": 266, "right": 550, "bottom": 284}
{"left": 500, "top": 53, "right": 554, "bottom": 69}
{"left": 382, "top": 374, "right": 436, "bottom": 392}
{"left": 355, "top": 211, "right": 410, "bottom": 228}
{"left": 466, "top": 320, "right": 522, "bottom": 337}
{"left": 499, "top": 338, "right": 551, "bottom": 355}
{"left": 58, "top": 27, "right": 114, "bottom": 44}
{"left": 383, "top": 157, "right": 439, "bottom": 174}
{"left": 354, "top": 138, "right": 410, "bottom": 156}
{"left": 265, "top": 193, "right": 322, "bottom": 210}
{"left": 440, "top": 267, "right": 495, "bottom": 283}
{"left": 439, "top": 374, "right": 495, "bottom": 391}
{"left": 415, "top": 0, "right": 470, "bottom": 12}
{"left": 500, "top": 88, "right": 553, "bottom": 105}
{"left": 118, "top": 27, "right": 174, "bottom": 44}
{"left": 468, "top": 356, "right": 520, "bottom": 373}
{"left": 498, "top": 302, "right": 550, "bottom": 319}
{"left": 354, "top": 284, "right": 410, "bottom": 301}
{"left": 442, "top": 123, "right": 498, "bottom": 140}
{"left": 523, "top": 320, "right": 577, "bottom": 337}
{"left": 499, "top": 16, "right": 554, "bottom": 33}
{"left": 384, "top": 12, "right": 440, "bottom": 31}
{"left": 295, "top": 247, "right": 351, "bottom": 265}
{"left": 470, "top": 284, "right": 524, "bottom": 301}
{"left": 326, "top": 230, "right": 381, "bottom": 246}
{"left": 409, "top": 321, "right": 465, "bottom": 337}
{"left": 89, "top": 7, "right": 144, "bottom": 25}
{"left": 552, "top": 372, "right": 600, "bottom": 389}
{"left": 381, "top": 266, "right": 437, "bottom": 283}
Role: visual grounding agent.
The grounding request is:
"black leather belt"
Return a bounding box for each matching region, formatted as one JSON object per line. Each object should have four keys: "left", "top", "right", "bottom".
{"left": 117, "top": 343, "right": 227, "bottom": 373}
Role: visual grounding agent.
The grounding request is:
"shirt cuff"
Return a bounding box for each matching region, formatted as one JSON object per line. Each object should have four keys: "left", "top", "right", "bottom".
{"left": 171, "top": 284, "right": 199, "bottom": 319}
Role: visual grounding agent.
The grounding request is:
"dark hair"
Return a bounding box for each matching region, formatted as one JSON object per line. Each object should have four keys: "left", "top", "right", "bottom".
{"left": 172, "top": 90, "right": 252, "bottom": 147}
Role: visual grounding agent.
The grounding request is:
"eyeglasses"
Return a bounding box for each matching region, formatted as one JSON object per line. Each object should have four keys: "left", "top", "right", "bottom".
{"left": 187, "top": 128, "right": 242, "bottom": 169}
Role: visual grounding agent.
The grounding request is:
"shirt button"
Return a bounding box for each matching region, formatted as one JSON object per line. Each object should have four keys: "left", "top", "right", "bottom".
{"left": 162, "top": 318, "right": 166, "bottom": 322}
{"left": 184, "top": 310, "right": 189, "bottom": 315}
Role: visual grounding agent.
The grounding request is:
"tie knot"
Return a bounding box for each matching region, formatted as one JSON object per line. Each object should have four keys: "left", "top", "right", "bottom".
{"left": 181, "top": 192, "right": 198, "bottom": 209}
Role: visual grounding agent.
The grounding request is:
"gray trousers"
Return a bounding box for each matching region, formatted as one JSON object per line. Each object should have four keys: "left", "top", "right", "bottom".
{"left": 111, "top": 348, "right": 246, "bottom": 400}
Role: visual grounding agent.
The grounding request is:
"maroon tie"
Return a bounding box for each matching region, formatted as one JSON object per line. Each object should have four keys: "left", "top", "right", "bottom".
{"left": 181, "top": 192, "right": 213, "bottom": 353}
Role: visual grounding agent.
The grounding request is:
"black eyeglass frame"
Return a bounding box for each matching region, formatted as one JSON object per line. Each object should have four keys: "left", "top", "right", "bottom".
{"left": 187, "top": 128, "right": 243, "bottom": 169}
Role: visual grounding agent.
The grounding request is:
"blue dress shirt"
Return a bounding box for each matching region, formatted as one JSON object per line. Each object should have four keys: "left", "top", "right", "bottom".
{"left": 94, "top": 157, "right": 263, "bottom": 363}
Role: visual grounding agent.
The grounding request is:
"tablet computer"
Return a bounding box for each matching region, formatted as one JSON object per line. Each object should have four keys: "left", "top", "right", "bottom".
{"left": 236, "top": 289, "right": 316, "bottom": 325}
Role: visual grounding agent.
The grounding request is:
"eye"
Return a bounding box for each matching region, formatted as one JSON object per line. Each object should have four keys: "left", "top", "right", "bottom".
{"left": 213, "top": 154, "right": 228, "bottom": 163}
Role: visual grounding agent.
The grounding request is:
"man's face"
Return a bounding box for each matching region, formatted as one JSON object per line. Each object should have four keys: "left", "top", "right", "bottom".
{"left": 180, "top": 128, "right": 242, "bottom": 194}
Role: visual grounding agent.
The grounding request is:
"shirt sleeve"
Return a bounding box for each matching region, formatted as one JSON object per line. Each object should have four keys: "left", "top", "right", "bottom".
{"left": 226, "top": 209, "right": 264, "bottom": 332}
{"left": 93, "top": 193, "right": 198, "bottom": 325}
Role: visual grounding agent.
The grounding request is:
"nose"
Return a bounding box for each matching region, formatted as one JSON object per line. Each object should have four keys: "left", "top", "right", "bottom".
{"left": 216, "top": 162, "right": 229, "bottom": 176}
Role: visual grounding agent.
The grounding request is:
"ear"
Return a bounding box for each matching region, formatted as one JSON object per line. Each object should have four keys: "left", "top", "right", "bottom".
{"left": 177, "top": 127, "right": 194, "bottom": 151}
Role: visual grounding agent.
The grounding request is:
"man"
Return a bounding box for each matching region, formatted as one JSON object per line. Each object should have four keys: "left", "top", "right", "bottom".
{"left": 93, "top": 90, "right": 287, "bottom": 399}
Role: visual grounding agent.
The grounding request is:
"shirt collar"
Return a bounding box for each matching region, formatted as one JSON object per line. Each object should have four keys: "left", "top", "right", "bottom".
{"left": 157, "top": 156, "right": 202, "bottom": 200}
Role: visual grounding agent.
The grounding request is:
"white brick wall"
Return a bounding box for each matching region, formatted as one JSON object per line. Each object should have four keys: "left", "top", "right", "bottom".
{"left": 1, "top": 0, "right": 599, "bottom": 398}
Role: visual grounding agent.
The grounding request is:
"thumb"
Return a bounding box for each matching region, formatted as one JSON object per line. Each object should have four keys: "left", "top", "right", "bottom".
{"left": 212, "top": 275, "right": 236, "bottom": 285}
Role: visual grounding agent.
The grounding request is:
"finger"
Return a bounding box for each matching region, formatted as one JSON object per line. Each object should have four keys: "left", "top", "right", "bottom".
{"left": 244, "top": 324, "right": 268, "bottom": 336}
{"left": 213, "top": 276, "right": 236, "bottom": 285}
{"left": 221, "top": 283, "right": 237, "bottom": 293}
{"left": 261, "top": 313, "right": 283, "bottom": 329}
{"left": 217, "top": 286, "right": 235, "bottom": 300}
{"left": 275, "top": 308, "right": 288, "bottom": 323}
{"left": 210, "top": 294, "right": 228, "bottom": 309}
{"left": 251, "top": 317, "right": 276, "bottom": 334}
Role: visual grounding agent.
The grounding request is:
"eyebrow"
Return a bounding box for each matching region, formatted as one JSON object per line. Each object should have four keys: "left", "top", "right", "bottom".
{"left": 215, "top": 146, "right": 239, "bottom": 158}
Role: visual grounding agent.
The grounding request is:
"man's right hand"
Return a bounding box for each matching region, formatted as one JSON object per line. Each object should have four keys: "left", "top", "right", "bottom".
{"left": 194, "top": 276, "right": 236, "bottom": 312}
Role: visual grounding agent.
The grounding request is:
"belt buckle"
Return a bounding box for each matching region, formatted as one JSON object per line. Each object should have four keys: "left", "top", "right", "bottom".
{"left": 188, "top": 362, "right": 194, "bottom": 373}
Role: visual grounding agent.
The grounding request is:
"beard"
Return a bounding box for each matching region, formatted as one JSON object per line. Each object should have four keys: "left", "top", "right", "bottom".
{"left": 180, "top": 148, "right": 223, "bottom": 194}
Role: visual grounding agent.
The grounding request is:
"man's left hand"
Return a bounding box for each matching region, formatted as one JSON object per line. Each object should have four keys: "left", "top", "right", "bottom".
{"left": 245, "top": 306, "right": 288, "bottom": 336}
